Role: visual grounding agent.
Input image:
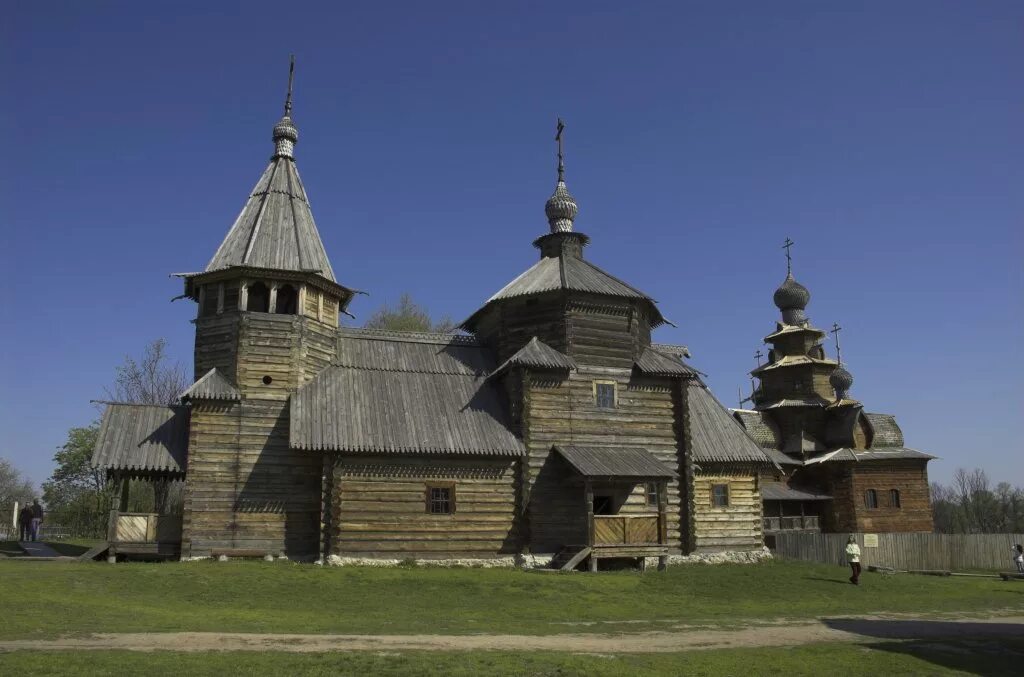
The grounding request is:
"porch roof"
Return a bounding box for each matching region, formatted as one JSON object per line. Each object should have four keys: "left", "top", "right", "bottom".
{"left": 761, "top": 483, "right": 832, "bottom": 501}
{"left": 554, "top": 445, "right": 678, "bottom": 480}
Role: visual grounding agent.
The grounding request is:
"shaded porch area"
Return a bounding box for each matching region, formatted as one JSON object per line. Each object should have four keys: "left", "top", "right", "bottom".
{"left": 552, "top": 445, "right": 677, "bottom": 571}
{"left": 761, "top": 482, "right": 831, "bottom": 547}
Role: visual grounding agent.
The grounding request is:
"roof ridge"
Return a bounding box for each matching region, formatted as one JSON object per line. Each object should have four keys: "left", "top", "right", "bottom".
{"left": 338, "top": 326, "right": 479, "bottom": 345}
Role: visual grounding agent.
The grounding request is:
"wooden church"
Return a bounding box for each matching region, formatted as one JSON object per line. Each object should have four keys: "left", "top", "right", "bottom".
{"left": 90, "top": 68, "right": 933, "bottom": 565}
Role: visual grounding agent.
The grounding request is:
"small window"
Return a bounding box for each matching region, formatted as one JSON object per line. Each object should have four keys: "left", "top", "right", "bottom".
{"left": 864, "top": 489, "right": 878, "bottom": 509}
{"left": 711, "top": 483, "right": 729, "bottom": 507}
{"left": 275, "top": 284, "right": 298, "bottom": 314}
{"left": 426, "top": 484, "right": 455, "bottom": 514}
{"left": 645, "top": 482, "right": 659, "bottom": 506}
{"left": 594, "top": 381, "right": 616, "bottom": 408}
{"left": 247, "top": 282, "right": 270, "bottom": 312}
{"left": 889, "top": 489, "right": 901, "bottom": 509}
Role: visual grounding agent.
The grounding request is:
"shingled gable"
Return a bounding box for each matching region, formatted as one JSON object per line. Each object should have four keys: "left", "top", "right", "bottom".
{"left": 634, "top": 346, "right": 699, "bottom": 378}
{"left": 92, "top": 403, "right": 190, "bottom": 476}
{"left": 290, "top": 329, "right": 522, "bottom": 455}
{"left": 179, "top": 368, "right": 241, "bottom": 402}
{"left": 491, "top": 336, "right": 577, "bottom": 377}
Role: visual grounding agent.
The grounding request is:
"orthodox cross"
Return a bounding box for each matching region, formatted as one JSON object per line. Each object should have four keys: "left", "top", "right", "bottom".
{"left": 284, "top": 54, "right": 295, "bottom": 117}
{"left": 555, "top": 117, "right": 566, "bottom": 181}
{"left": 830, "top": 322, "right": 843, "bottom": 363}
{"left": 782, "top": 237, "right": 794, "bottom": 275}
{"left": 754, "top": 349, "right": 764, "bottom": 366}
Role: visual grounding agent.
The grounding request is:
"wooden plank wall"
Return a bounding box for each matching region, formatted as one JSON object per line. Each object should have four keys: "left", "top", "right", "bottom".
{"left": 773, "top": 532, "right": 1024, "bottom": 571}
{"left": 827, "top": 461, "right": 933, "bottom": 533}
{"left": 329, "top": 455, "right": 520, "bottom": 558}
{"left": 691, "top": 471, "right": 764, "bottom": 551}
{"left": 524, "top": 366, "right": 684, "bottom": 553}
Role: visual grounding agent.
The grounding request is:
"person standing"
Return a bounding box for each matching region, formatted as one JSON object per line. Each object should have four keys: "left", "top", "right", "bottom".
{"left": 846, "top": 535, "right": 861, "bottom": 585}
{"left": 1013, "top": 544, "right": 1024, "bottom": 574}
{"left": 29, "top": 499, "right": 44, "bottom": 542}
{"left": 18, "top": 504, "right": 33, "bottom": 542}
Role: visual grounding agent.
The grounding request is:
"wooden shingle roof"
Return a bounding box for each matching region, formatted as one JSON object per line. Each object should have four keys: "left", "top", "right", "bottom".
{"left": 92, "top": 403, "right": 189, "bottom": 475}
{"left": 863, "top": 413, "right": 905, "bottom": 448}
{"left": 634, "top": 347, "right": 698, "bottom": 378}
{"left": 179, "top": 368, "right": 240, "bottom": 402}
{"left": 292, "top": 330, "right": 522, "bottom": 456}
{"left": 555, "top": 445, "right": 677, "bottom": 479}
{"left": 491, "top": 337, "right": 577, "bottom": 376}
{"left": 687, "top": 383, "right": 777, "bottom": 467}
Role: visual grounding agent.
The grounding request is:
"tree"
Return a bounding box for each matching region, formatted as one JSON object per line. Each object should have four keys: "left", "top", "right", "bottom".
{"left": 105, "top": 338, "right": 188, "bottom": 405}
{"left": 41, "top": 424, "right": 109, "bottom": 537}
{"left": 0, "top": 459, "right": 36, "bottom": 525}
{"left": 930, "top": 468, "right": 1024, "bottom": 534}
{"left": 363, "top": 293, "right": 456, "bottom": 333}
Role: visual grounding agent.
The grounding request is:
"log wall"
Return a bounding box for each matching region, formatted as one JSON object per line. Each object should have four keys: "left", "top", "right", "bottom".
{"left": 691, "top": 471, "right": 763, "bottom": 551}
{"left": 329, "top": 455, "right": 520, "bottom": 558}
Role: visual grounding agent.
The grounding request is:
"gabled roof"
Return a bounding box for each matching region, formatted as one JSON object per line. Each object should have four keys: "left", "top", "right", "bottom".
{"left": 292, "top": 330, "right": 521, "bottom": 456}
{"left": 555, "top": 445, "right": 677, "bottom": 479}
{"left": 635, "top": 347, "right": 698, "bottom": 378}
{"left": 180, "top": 368, "right": 240, "bottom": 402}
{"left": 462, "top": 254, "right": 669, "bottom": 329}
{"left": 752, "top": 354, "right": 837, "bottom": 375}
{"left": 491, "top": 337, "right": 577, "bottom": 377}
{"left": 205, "top": 146, "right": 336, "bottom": 281}
{"left": 804, "top": 447, "right": 935, "bottom": 465}
{"left": 761, "top": 483, "right": 831, "bottom": 500}
{"left": 92, "top": 403, "right": 189, "bottom": 474}
{"left": 687, "top": 383, "right": 777, "bottom": 466}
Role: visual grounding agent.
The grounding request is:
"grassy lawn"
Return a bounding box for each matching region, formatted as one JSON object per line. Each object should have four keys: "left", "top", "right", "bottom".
{"left": 0, "top": 559, "right": 1020, "bottom": 640}
{"left": 1, "top": 640, "right": 1020, "bottom": 676}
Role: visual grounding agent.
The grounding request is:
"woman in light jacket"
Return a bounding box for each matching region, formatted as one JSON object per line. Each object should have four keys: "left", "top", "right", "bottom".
{"left": 846, "top": 535, "right": 861, "bottom": 585}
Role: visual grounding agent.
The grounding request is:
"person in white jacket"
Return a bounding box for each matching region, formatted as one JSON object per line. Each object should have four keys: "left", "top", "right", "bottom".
{"left": 846, "top": 535, "right": 861, "bottom": 585}
{"left": 1013, "top": 544, "right": 1023, "bottom": 574}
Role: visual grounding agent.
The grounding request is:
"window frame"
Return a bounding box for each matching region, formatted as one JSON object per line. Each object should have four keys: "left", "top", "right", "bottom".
{"left": 864, "top": 489, "right": 878, "bottom": 509}
{"left": 593, "top": 380, "right": 618, "bottom": 409}
{"left": 425, "top": 482, "right": 456, "bottom": 515}
{"left": 889, "top": 489, "right": 901, "bottom": 509}
{"left": 710, "top": 482, "right": 730, "bottom": 508}
{"left": 645, "top": 482, "right": 659, "bottom": 507}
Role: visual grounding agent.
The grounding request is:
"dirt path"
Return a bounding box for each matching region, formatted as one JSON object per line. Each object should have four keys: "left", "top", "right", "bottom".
{"left": 2, "top": 616, "right": 1022, "bottom": 653}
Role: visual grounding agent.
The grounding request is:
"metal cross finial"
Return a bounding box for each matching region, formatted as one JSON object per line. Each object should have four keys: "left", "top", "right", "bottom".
{"left": 830, "top": 322, "right": 843, "bottom": 364}
{"left": 782, "top": 237, "right": 794, "bottom": 276}
{"left": 555, "top": 117, "right": 565, "bottom": 182}
{"left": 284, "top": 55, "right": 296, "bottom": 116}
{"left": 754, "top": 349, "right": 764, "bottom": 366}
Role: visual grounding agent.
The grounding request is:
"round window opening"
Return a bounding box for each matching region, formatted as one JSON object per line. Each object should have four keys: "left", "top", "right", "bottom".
{"left": 262, "top": 375, "right": 273, "bottom": 385}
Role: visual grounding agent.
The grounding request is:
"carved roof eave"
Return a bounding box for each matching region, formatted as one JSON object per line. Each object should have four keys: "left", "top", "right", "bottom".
{"left": 175, "top": 265, "right": 360, "bottom": 307}
{"left": 763, "top": 323, "right": 827, "bottom": 342}
{"left": 460, "top": 289, "right": 673, "bottom": 334}
{"left": 751, "top": 355, "right": 838, "bottom": 376}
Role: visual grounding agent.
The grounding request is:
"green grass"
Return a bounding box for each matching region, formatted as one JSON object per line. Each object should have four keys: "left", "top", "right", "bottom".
{"left": 1, "top": 640, "right": 1020, "bottom": 676}
{"left": 0, "top": 559, "right": 1020, "bottom": 640}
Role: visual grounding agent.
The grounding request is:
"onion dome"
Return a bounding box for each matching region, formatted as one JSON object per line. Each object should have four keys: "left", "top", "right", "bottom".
{"left": 273, "top": 116, "right": 298, "bottom": 158}
{"left": 830, "top": 363, "right": 854, "bottom": 400}
{"left": 545, "top": 180, "right": 578, "bottom": 233}
{"left": 773, "top": 274, "right": 811, "bottom": 324}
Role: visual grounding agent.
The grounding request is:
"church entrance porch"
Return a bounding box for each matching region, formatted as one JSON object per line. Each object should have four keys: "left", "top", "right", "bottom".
{"left": 551, "top": 446, "right": 676, "bottom": 572}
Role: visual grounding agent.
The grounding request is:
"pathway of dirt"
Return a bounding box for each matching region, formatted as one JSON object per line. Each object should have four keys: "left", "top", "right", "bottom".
{"left": 2, "top": 616, "right": 1022, "bottom": 653}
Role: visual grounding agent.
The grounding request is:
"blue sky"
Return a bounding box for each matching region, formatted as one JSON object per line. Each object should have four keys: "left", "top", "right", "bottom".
{"left": 2, "top": 1, "right": 1021, "bottom": 488}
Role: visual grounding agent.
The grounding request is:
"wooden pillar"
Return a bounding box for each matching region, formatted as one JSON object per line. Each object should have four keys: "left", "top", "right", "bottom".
{"left": 239, "top": 280, "right": 249, "bottom": 311}
{"left": 216, "top": 283, "right": 225, "bottom": 314}
{"left": 585, "top": 478, "right": 596, "bottom": 572}
{"left": 317, "top": 291, "right": 324, "bottom": 322}
{"left": 197, "top": 285, "right": 206, "bottom": 318}
{"left": 268, "top": 284, "right": 278, "bottom": 314}
{"left": 119, "top": 477, "right": 130, "bottom": 512}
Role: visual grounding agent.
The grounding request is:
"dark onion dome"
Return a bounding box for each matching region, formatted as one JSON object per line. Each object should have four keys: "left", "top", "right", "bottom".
{"left": 773, "top": 273, "right": 810, "bottom": 311}
{"left": 830, "top": 363, "right": 854, "bottom": 396}
{"left": 545, "top": 180, "right": 578, "bottom": 233}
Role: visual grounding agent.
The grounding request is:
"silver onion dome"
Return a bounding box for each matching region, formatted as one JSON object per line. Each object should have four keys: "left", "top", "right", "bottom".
{"left": 545, "top": 180, "right": 578, "bottom": 233}
{"left": 773, "top": 274, "right": 811, "bottom": 324}
{"left": 830, "top": 363, "right": 854, "bottom": 399}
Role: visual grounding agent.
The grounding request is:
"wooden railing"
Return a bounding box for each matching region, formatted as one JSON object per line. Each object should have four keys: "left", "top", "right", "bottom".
{"left": 109, "top": 511, "right": 182, "bottom": 544}
{"left": 763, "top": 515, "right": 820, "bottom": 533}
{"left": 593, "top": 514, "right": 662, "bottom": 545}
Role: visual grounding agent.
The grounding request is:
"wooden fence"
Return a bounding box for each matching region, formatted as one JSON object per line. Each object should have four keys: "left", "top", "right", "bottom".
{"left": 771, "top": 532, "right": 1024, "bottom": 571}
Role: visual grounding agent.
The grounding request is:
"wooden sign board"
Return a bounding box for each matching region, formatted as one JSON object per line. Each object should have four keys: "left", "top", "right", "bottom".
{"left": 863, "top": 533, "right": 879, "bottom": 548}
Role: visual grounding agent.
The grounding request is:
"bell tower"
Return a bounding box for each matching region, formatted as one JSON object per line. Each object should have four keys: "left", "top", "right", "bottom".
{"left": 178, "top": 58, "right": 356, "bottom": 559}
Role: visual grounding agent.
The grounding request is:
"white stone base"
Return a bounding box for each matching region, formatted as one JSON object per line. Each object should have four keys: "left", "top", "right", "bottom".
{"left": 658, "top": 546, "right": 773, "bottom": 566}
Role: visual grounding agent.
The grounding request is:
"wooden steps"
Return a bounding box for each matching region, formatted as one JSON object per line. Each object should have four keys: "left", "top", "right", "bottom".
{"left": 550, "top": 545, "right": 591, "bottom": 571}
{"left": 78, "top": 542, "right": 111, "bottom": 561}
